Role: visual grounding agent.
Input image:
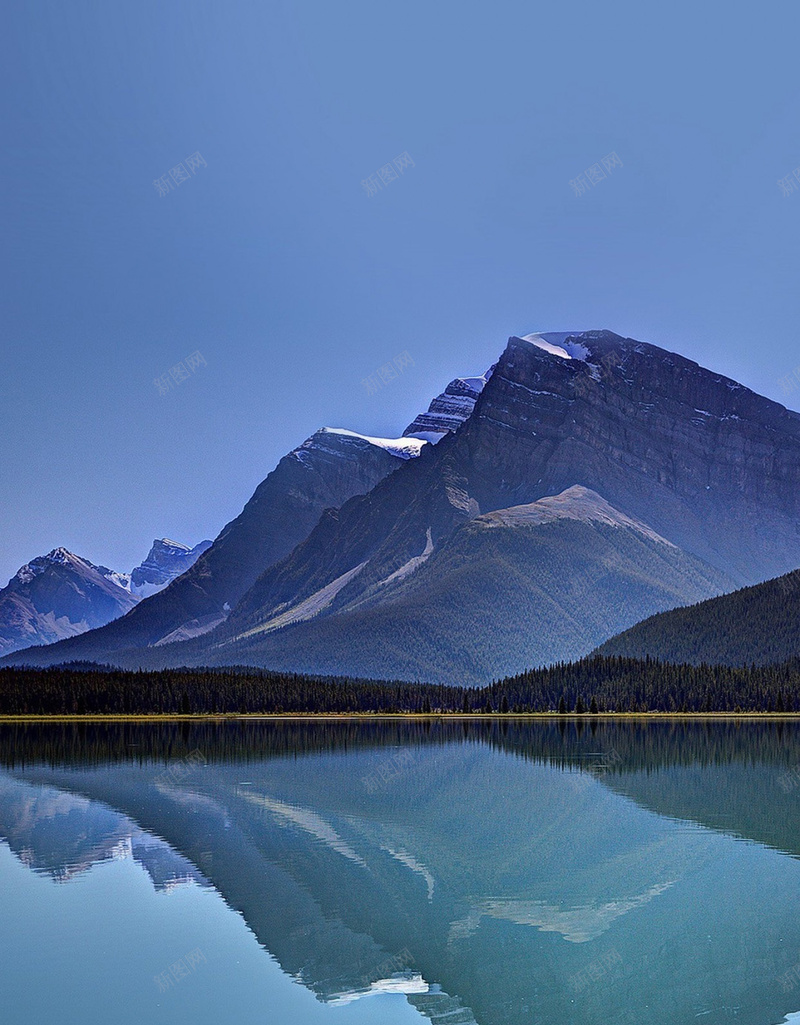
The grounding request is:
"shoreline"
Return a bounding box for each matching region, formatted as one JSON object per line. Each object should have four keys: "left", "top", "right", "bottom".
{"left": 3, "top": 712, "right": 800, "bottom": 723}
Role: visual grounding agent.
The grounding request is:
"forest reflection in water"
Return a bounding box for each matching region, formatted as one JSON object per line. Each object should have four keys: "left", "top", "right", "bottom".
{"left": 2, "top": 718, "right": 800, "bottom": 1025}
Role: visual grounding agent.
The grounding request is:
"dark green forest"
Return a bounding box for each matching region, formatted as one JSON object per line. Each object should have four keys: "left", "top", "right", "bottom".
{"left": 596, "top": 568, "right": 800, "bottom": 665}
{"left": 4, "top": 654, "right": 800, "bottom": 715}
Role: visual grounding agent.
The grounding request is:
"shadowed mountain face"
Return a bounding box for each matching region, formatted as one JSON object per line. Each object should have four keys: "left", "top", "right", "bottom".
{"left": 4, "top": 720, "right": 800, "bottom": 1025}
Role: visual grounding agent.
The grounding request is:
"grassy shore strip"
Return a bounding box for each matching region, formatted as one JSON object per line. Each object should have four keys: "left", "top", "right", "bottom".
{"left": 3, "top": 712, "right": 800, "bottom": 722}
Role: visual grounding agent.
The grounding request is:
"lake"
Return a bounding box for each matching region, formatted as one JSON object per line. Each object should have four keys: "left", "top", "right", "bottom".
{"left": 2, "top": 718, "right": 800, "bottom": 1025}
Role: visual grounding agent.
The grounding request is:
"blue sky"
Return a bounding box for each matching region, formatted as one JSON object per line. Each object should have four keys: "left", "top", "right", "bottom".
{"left": 2, "top": 0, "right": 800, "bottom": 584}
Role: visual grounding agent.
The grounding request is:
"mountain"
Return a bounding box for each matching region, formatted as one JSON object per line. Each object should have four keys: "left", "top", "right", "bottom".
{"left": 0, "top": 374, "right": 487, "bottom": 666}
{"left": 203, "top": 486, "right": 732, "bottom": 685}
{"left": 8, "top": 328, "right": 800, "bottom": 679}
{"left": 0, "top": 548, "right": 139, "bottom": 657}
{"left": 128, "top": 538, "right": 213, "bottom": 598}
{"left": 138, "top": 327, "right": 799, "bottom": 682}
{"left": 594, "top": 567, "right": 800, "bottom": 666}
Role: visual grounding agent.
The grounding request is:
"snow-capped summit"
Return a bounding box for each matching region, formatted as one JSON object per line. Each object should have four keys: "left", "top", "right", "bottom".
{"left": 522, "top": 332, "right": 592, "bottom": 361}
{"left": 44, "top": 546, "right": 74, "bottom": 564}
{"left": 130, "top": 538, "right": 213, "bottom": 598}
{"left": 0, "top": 547, "right": 140, "bottom": 658}
{"left": 319, "top": 429, "right": 427, "bottom": 460}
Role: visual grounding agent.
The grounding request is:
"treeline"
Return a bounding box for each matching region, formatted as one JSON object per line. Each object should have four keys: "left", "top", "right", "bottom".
{"left": 4, "top": 655, "right": 800, "bottom": 715}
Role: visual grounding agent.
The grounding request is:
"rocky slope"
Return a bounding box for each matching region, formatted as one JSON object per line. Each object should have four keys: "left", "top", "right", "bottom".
{"left": 129, "top": 538, "right": 212, "bottom": 598}
{"left": 200, "top": 486, "right": 734, "bottom": 684}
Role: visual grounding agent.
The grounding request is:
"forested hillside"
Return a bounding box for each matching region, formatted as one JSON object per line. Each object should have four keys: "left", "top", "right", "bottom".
{"left": 4, "top": 655, "right": 800, "bottom": 715}
{"left": 596, "top": 569, "right": 800, "bottom": 665}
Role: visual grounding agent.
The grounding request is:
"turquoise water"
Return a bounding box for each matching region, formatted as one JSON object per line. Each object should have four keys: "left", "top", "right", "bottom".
{"left": 2, "top": 719, "right": 800, "bottom": 1025}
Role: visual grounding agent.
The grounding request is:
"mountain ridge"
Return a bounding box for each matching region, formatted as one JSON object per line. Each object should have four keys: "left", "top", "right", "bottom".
{"left": 6, "top": 327, "right": 800, "bottom": 678}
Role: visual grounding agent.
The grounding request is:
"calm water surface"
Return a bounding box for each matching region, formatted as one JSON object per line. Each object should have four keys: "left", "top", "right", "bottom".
{"left": 2, "top": 719, "right": 800, "bottom": 1025}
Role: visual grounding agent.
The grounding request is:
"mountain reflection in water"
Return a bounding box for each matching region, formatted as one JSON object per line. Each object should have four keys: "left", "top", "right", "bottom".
{"left": 2, "top": 718, "right": 800, "bottom": 1025}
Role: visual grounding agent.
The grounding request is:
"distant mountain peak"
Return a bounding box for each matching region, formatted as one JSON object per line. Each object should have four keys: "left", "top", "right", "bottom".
{"left": 45, "top": 546, "right": 76, "bottom": 563}
{"left": 129, "top": 538, "right": 212, "bottom": 598}
{"left": 11, "top": 547, "right": 85, "bottom": 586}
{"left": 153, "top": 538, "right": 192, "bottom": 554}
{"left": 0, "top": 546, "right": 140, "bottom": 658}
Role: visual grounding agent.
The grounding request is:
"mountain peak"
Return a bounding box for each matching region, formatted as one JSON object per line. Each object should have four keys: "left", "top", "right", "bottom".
{"left": 45, "top": 546, "right": 76, "bottom": 562}
{"left": 130, "top": 538, "right": 212, "bottom": 598}
{"left": 403, "top": 368, "right": 494, "bottom": 440}
{"left": 475, "top": 486, "right": 674, "bottom": 545}
{"left": 11, "top": 547, "right": 84, "bottom": 585}
{"left": 151, "top": 538, "right": 192, "bottom": 554}
{"left": 521, "top": 332, "right": 594, "bottom": 361}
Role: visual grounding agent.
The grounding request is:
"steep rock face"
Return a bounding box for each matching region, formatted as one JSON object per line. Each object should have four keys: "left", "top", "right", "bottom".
{"left": 0, "top": 549, "right": 139, "bottom": 657}
{"left": 403, "top": 371, "right": 493, "bottom": 439}
{"left": 129, "top": 538, "right": 213, "bottom": 598}
{"left": 1, "top": 428, "right": 427, "bottom": 663}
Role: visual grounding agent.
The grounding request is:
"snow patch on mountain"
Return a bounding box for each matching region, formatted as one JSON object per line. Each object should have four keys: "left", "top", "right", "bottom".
{"left": 320, "top": 429, "right": 427, "bottom": 460}
{"left": 522, "top": 332, "right": 592, "bottom": 361}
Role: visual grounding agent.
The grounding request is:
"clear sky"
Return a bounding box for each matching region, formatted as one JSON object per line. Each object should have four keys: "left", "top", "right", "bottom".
{"left": 2, "top": 0, "right": 800, "bottom": 585}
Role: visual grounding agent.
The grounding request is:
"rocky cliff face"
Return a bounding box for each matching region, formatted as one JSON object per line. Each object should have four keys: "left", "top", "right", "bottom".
{"left": 403, "top": 371, "right": 493, "bottom": 439}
